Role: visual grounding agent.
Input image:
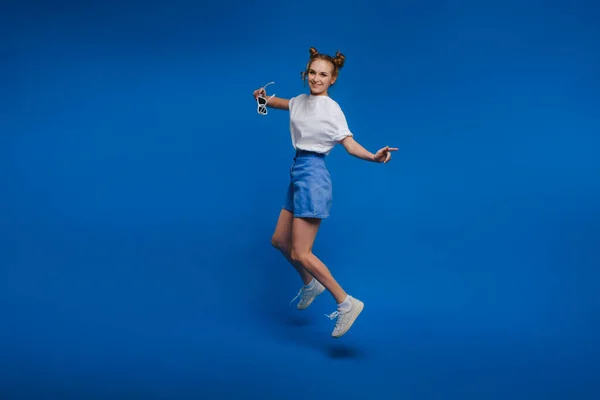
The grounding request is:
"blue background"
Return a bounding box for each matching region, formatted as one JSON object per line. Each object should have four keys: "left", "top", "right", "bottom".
{"left": 1, "top": 0, "right": 599, "bottom": 398}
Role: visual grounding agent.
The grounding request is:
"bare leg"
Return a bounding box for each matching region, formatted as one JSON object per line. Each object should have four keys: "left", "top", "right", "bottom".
{"left": 271, "top": 209, "right": 313, "bottom": 285}
{"left": 290, "top": 216, "right": 347, "bottom": 304}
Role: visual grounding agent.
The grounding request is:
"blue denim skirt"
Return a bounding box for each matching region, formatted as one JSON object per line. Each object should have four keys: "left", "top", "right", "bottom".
{"left": 283, "top": 150, "right": 332, "bottom": 219}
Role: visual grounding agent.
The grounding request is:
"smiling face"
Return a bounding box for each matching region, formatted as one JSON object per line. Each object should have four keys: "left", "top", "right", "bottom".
{"left": 307, "top": 59, "right": 337, "bottom": 96}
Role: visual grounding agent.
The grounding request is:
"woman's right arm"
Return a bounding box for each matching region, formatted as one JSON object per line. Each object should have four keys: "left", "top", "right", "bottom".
{"left": 266, "top": 96, "right": 290, "bottom": 110}
{"left": 253, "top": 88, "right": 290, "bottom": 110}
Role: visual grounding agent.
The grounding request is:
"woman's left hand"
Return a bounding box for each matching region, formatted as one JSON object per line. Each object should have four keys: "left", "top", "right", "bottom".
{"left": 373, "top": 146, "right": 398, "bottom": 163}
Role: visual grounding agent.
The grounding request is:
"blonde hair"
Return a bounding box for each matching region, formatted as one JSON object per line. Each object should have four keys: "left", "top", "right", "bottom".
{"left": 300, "top": 47, "right": 346, "bottom": 84}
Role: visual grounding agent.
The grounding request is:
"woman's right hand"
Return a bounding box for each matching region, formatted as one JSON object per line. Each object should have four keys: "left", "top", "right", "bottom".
{"left": 253, "top": 87, "right": 266, "bottom": 100}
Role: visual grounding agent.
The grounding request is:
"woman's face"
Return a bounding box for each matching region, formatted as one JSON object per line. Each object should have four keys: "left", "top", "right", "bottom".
{"left": 307, "top": 59, "right": 336, "bottom": 96}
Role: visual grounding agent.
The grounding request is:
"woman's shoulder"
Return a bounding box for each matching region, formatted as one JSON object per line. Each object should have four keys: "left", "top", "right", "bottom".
{"left": 323, "top": 96, "right": 346, "bottom": 114}
{"left": 292, "top": 93, "right": 309, "bottom": 101}
{"left": 289, "top": 93, "right": 308, "bottom": 107}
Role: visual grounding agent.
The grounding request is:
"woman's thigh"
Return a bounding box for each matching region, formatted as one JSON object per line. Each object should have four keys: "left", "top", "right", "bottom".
{"left": 291, "top": 216, "right": 321, "bottom": 256}
{"left": 271, "top": 208, "right": 295, "bottom": 249}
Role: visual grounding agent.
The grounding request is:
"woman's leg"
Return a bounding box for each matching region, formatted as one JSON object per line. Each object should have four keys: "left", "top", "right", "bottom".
{"left": 290, "top": 216, "right": 364, "bottom": 338}
{"left": 271, "top": 208, "right": 313, "bottom": 285}
{"left": 289, "top": 216, "right": 348, "bottom": 304}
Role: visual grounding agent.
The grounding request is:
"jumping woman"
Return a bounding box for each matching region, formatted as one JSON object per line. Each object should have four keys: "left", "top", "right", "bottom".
{"left": 253, "top": 47, "right": 398, "bottom": 338}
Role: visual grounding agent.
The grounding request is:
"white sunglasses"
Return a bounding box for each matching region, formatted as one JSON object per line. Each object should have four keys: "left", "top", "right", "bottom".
{"left": 257, "top": 81, "right": 276, "bottom": 115}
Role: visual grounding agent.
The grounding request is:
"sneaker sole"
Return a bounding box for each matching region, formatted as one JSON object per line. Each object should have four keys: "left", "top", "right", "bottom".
{"left": 332, "top": 300, "right": 364, "bottom": 338}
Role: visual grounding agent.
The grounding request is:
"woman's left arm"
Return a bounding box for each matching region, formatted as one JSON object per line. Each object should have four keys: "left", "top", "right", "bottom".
{"left": 340, "top": 136, "right": 398, "bottom": 163}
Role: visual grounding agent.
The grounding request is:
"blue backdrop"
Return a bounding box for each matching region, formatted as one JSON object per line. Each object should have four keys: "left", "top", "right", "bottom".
{"left": 1, "top": 0, "right": 599, "bottom": 398}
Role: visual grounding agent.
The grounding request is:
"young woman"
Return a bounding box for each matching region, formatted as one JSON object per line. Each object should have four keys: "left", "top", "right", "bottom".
{"left": 253, "top": 47, "right": 397, "bottom": 338}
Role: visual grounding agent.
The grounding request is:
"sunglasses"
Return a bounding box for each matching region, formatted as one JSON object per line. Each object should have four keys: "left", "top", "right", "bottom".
{"left": 257, "top": 81, "right": 275, "bottom": 115}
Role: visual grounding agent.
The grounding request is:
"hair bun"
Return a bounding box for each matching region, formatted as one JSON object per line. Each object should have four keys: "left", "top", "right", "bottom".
{"left": 333, "top": 50, "right": 346, "bottom": 68}
{"left": 309, "top": 47, "right": 319, "bottom": 58}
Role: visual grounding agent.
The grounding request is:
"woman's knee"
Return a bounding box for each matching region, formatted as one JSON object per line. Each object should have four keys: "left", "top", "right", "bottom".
{"left": 271, "top": 235, "right": 290, "bottom": 253}
{"left": 290, "top": 248, "right": 311, "bottom": 266}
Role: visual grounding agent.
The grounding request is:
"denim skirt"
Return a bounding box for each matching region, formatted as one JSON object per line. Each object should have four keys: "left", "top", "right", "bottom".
{"left": 283, "top": 150, "right": 332, "bottom": 219}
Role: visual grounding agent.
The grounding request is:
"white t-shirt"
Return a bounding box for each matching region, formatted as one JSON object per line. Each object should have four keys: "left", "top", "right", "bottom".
{"left": 288, "top": 94, "right": 353, "bottom": 155}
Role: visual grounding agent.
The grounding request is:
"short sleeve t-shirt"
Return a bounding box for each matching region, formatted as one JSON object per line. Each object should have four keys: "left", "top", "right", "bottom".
{"left": 288, "top": 94, "right": 353, "bottom": 155}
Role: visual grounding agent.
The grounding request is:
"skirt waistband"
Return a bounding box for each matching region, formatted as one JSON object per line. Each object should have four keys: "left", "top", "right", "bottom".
{"left": 295, "top": 149, "right": 326, "bottom": 158}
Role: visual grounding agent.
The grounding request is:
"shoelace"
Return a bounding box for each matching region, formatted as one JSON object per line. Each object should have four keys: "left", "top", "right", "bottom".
{"left": 325, "top": 310, "right": 339, "bottom": 320}
{"left": 289, "top": 287, "right": 304, "bottom": 306}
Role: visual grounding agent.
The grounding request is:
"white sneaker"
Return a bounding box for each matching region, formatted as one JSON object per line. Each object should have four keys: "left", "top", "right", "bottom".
{"left": 325, "top": 296, "right": 364, "bottom": 338}
{"left": 289, "top": 279, "right": 326, "bottom": 310}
